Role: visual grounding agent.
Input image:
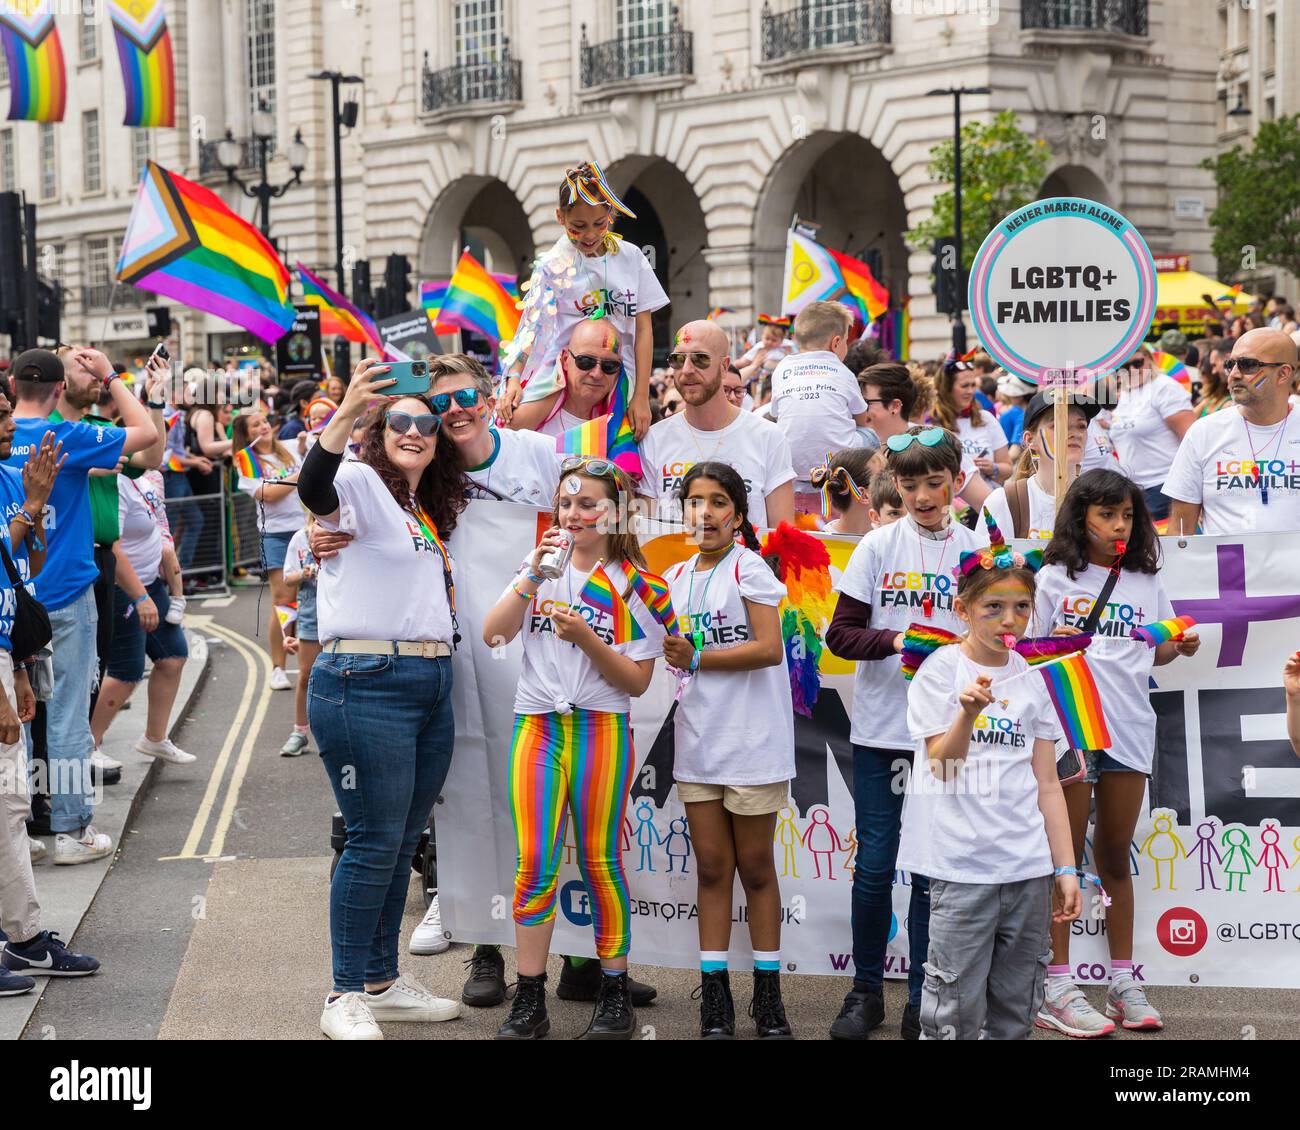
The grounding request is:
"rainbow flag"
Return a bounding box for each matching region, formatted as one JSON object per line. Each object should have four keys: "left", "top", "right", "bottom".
{"left": 117, "top": 161, "right": 296, "bottom": 343}
{"left": 165, "top": 452, "right": 185, "bottom": 473}
{"left": 297, "top": 262, "right": 382, "bottom": 350}
{"left": 553, "top": 374, "right": 642, "bottom": 478}
{"left": 828, "top": 244, "right": 891, "bottom": 323}
{"left": 430, "top": 252, "right": 521, "bottom": 344}
{"left": 579, "top": 562, "right": 644, "bottom": 644}
{"left": 232, "top": 447, "right": 264, "bottom": 480}
{"left": 618, "top": 560, "right": 677, "bottom": 635}
{"left": 275, "top": 603, "right": 298, "bottom": 630}
{"left": 1217, "top": 284, "right": 1243, "bottom": 304}
{"left": 1151, "top": 349, "right": 1192, "bottom": 392}
{"left": 708, "top": 306, "right": 734, "bottom": 322}
{"left": 781, "top": 230, "right": 889, "bottom": 325}
{"left": 108, "top": 0, "right": 174, "bottom": 127}
{"left": 419, "top": 281, "right": 460, "bottom": 335}
{"left": 1038, "top": 652, "right": 1111, "bottom": 751}
{"left": 0, "top": 2, "right": 66, "bottom": 122}
{"left": 1131, "top": 615, "right": 1197, "bottom": 647}
{"left": 900, "top": 624, "right": 962, "bottom": 681}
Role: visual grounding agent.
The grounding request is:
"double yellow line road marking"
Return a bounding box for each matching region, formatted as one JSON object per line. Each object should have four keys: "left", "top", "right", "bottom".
{"left": 160, "top": 617, "right": 275, "bottom": 862}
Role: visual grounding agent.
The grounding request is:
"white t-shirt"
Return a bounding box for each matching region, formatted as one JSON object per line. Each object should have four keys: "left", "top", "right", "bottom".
{"left": 315, "top": 460, "right": 455, "bottom": 645}
{"left": 983, "top": 476, "right": 1057, "bottom": 543}
{"left": 637, "top": 408, "right": 796, "bottom": 528}
{"left": 117, "top": 474, "right": 164, "bottom": 585}
{"left": 285, "top": 527, "right": 317, "bottom": 587}
{"left": 1081, "top": 416, "right": 1118, "bottom": 473}
{"left": 769, "top": 350, "right": 867, "bottom": 480}
{"left": 900, "top": 644, "right": 1062, "bottom": 884}
{"left": 533, "top": 243, "right": 669, "bottom": 391}
{"left": 1108, "top": 376, "right": 1193, "bottom": 488}
{"left": 465, "top": 427, "right": 561, "bottom": 507}
{"left": 514, "top": 555, "right": 664, "bottom": 715}
{"left": 1162, "top": 406, "right": 1300, "bottom": 534}
{"left": 836, "top": 515, "right": 990, "bottom": 750}
{"left": 237, "top": 447, "right": 304, "bottom": 534}
{"left": 665, "top": 547, "right": 794, "bottom": 785}
{"left": 1034, "top": 562, "right": 1173, "bottom": 773}
{"left": 954, "top": 414, "right": 1009, "bottom": 466}
{"left": 537, "top": 403, "right": 596, "bottom": 441}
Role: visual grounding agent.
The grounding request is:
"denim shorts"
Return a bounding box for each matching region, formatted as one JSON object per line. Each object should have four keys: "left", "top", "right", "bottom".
{"left": 107, "top": 577, "right": 189, "bottom": 683}
{"left": 296, "top": 585, "right": 318, "bottom": 642}
{"left": 1082, "top": 749, "right": 1140, "bottom": 783}
{"left": 261, "top": 528, "right": 297, "bottom": 572}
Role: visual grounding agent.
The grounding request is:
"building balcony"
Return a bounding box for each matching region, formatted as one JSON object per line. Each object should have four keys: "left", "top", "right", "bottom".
{"left": 759, "top": 0, "right": 891, "bottom": 69}
{"left": 197, "top": 136, "right": 258, "bottom": 180}
{"left": 81, "top": 282, "right": 117, "bottom": 310}
{"left": 421, "top": 48, "right": 522, "bottom": 119}
{"left": 1021, "top": 0, "right": 1149, "bottom": 39}
{"left": 579, "top": 12, "right": 693, "bottom": 96}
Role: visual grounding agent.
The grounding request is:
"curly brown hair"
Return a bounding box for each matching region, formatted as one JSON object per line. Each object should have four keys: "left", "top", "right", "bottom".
{"left": 359, "top": 394, "right": 467, "bottom": 535}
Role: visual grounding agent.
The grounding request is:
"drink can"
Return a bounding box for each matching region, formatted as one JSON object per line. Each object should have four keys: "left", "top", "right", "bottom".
{"left": 536, "top": 532, "right": 573, "bottom": 579}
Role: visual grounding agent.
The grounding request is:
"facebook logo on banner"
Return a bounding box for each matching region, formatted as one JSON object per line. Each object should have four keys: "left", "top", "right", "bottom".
{"left": 560, "top": 880, "right": 593, "bottom": 927}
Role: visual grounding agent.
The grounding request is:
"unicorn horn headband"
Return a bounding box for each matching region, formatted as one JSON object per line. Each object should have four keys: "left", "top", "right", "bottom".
{"left": 564, "top": 160, "right": 637, "bottom": 219}
{"left": 957, "top": 509, "right": 1044, "bottom": 577}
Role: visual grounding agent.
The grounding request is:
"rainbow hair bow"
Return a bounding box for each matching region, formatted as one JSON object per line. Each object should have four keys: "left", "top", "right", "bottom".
{"left": 562, "top": 160, "right": 637, "bottom": 219}
{"left": 810, "top": 452, "right": 870, "bottom": 521}
{"left": 757, "top": 313, "right": 792, "bottom": 330}
{"left": 958, "top": 510, "right": 1043, "bottom": 578}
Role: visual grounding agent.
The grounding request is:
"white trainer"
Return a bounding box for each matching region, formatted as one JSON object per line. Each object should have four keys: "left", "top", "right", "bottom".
{"left": 136, "top": 737, "right": 197, "bottom": 765}
{"left": 90, "top": 748, "right": 124, "bottom": 772}
{"left": 363, "top": 974, "right": 460, "bottom": 1022}
{"left": 320, "top": 992, "right": 383, "bottom": 1040}
{"left": 269, "top": 667, "right": 292, "bottom": 691}
{"left": 54, "top": 825, "right": 113, "bottom": 866}
{"left": 165, "top": 594, "right": 186, "bottom": 625}
{"left": 28, "top": 836, "right": 46, "bottom": 863}
{"left": 408, "top": 896, "right": 450, "bottom": 955}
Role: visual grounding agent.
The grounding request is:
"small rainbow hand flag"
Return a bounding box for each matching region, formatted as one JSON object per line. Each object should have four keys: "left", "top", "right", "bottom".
{"left": 1150, "top": 350, "right": 1192, "bottom": 392}
{"left": 275, "top": 603, "right": 298, "bottom": 630}
{"left": 554, "top": 373, "right": 642, "bottom": 478}
{"left": 1038, "top": 651, "right": 1112, "bottom": 751}
{"left": 578, "top": 562, "right": 644, "bottom": 644}
{"left": 619, "top": 560, "right": 677, "bottom": 635}
{"left": 232, "top": 447, "right": 263, "bottom": 479}
{"left": 165, "top": 452, "right": 185, "bottom": 473}
{"left": 900, "top": 624, "right": 962, "bottom": 681}
{"left": 1131, "top": 615, "right": 1197, "bottom": 647}
{"left": 1014, "top": 634, "right": 1093, "bottom": 665}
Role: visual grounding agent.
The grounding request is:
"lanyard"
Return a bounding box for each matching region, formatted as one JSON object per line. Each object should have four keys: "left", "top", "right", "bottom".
{"left": 1242, "top": 408, "right": 1290, "bottom": 507}
{"left": 407, "top": 497, "right": 459, "bottom": 643}
{"left": 913, "top": 523, "right": 954, "bottom": 620}
{"left": 684, "top": 544, "right": 735, "bottom": 647}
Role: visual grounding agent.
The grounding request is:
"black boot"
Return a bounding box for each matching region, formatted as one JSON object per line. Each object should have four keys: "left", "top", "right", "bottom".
{"left": 557, "top": 955, "right": 657, "bottom": 1006}
{"left": 901, "top": 1001, "right": 921, "bottom": 1041}
{"left": 693, "top": 969, "right": 735, "bottom": 1039}
{"left": 576, "top": 970, "right": 636, "bottom": 1040}
{"left": 494, "top": 972, "right": 549, "bottom": 1040}
{"left": 461, "top": 944, "right": 507, "bottom": 1007}
{"left": 750, "top": 970, "right": 794, "bottom": 1039}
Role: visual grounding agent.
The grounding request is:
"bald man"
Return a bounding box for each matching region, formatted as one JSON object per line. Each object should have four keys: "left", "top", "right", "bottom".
{"left": 1166, "top": 328, "right": 1300, "bottom": 534}
{"left": 506, "top": 318, "right": 625, "bottom": 440}
{"left": 637, "top": 320, "right": 796, "bottom": 528}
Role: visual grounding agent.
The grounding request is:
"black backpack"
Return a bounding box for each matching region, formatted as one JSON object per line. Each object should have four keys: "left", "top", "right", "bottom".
{"left": 0, "top": 539, "right": 51, "bottom": 660}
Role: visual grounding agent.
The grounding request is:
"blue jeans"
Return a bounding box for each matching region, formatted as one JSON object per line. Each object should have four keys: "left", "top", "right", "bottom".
{"left": 851, "top": 744, "right": 930, "bottom": 1005}
{"left": 42, "top": 585, "right": 99, "bottom": 834}
{"left": 163, "top": 471, "right": 200, "bottom": 570}
{"left": 1143, "top": 483, "right": 1172, "bottom": 522}
{"left": 309, "top": 650, "right": 455, "bottom": 993}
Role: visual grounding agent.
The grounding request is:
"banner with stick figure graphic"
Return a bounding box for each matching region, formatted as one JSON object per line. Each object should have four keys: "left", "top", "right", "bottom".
{"left": 440, "top": 503, "right": 1300, "bottom": 987}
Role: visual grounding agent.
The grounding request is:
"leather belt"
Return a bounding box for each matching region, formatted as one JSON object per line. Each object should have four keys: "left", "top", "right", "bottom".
{"left": 328, "top": 639, "right": 452, "bottom": 659}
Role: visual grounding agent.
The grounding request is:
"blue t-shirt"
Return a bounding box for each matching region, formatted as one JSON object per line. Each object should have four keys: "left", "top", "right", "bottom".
{"left": 1000, "top": 404, "right": 1025, "bottom": 447}
{"left": 975, "top": 390, "right": 995, "bottom": 413}
{"left": 5, "top": 418, "right": 126, "bottom": 612}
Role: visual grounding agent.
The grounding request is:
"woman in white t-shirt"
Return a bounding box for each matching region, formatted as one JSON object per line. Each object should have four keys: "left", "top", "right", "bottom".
{"left": 931, "top": 360, "right": 1013, "bottom": 487}
{"left": 1034, "top": 469, "right": 1200, "bottom": 1037}
{"left": 296, "top": 359, "right": 465, "bottom": 1040}
{"left": 660, "top": 462, "right": 794, "bottom": 1040}
{"left": 1107, "top": 348, "right": 1196, "bottom": 521}
{"left": 481, "top": 456, "right": 666, "bottom": 1041}
{"left": 232, "top": 410, "right": 303, "bottom": 690}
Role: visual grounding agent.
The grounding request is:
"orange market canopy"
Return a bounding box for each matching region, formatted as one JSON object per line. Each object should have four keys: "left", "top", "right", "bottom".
{"left": 1153, "top": 270, "right": 1255, "bottom": 336}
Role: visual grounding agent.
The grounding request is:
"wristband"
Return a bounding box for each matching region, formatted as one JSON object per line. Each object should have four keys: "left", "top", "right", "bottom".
{"left": 1054, "top": 866, "right": 1112, "bottom": 906}
{"left": 146, "top": 400, "right": 167, "bottom": 410}
{"left": 133, "top": 593, "right": 150, "bottom": 606}
{"left": 525, "top": 570, "right": 545, "bottom": 586}
{"left": 688, "top": 646, "right": 702, "bottom": 673}
{"left": 510, "top": 578, "right": 533, "bottom": 600}
{"left": 13, "top": 509, "right": 34, "bottom": 527}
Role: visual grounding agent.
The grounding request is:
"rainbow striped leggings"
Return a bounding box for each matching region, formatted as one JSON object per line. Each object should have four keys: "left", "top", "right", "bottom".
{"left": 508, "top": 709, "right": 635, "bottom": 959}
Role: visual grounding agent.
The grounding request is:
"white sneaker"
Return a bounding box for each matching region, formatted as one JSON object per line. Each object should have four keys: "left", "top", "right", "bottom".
{"left": 320, "top": 992, "right": 384, "bottom": 1040}
{"left": 409, "top": 896, "right": 450, "bottom": 955}
{"left": 363, "top": 974, "right": 460, "bottom": 1023}
{"left": 135, "top": 737, "right": 197, "bottom": 765}
{"left": 54, "top": 825, "right": 113, "bottom": 866}
{"left": 269, "top": 667, "right": 292, "bottom": 691}
{"left": 90, "top": 748, "right": 123, "bottom": 772}
{"left": 28, "top": 836, "right": 46, "bottom": 863}
{"left": 165, "top": 594, "right": 186, "bottom": 625}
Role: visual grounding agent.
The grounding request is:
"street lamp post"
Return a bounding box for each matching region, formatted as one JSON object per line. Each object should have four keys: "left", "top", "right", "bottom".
{"left": 216, "top": 99, "right": 308, "bottom": 239}
{"left": 927, "top": 85, "right": 990, "bottom": 354}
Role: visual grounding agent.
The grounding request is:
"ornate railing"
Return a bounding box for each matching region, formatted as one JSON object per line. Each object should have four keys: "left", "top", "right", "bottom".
{"left": 580, "top": 17, "right": 693, "bottom": 87}
{"left": 760, "top": 0, "right": 891, "bottom": 62}
{"left": 198, "top": 137, "right": 258, "bottom": 178}
{"left": 422, "top": 46, "right": 522, "bottom": 112}
{"left": 1021, "top": 0, "right": 1149, "bottom": 36}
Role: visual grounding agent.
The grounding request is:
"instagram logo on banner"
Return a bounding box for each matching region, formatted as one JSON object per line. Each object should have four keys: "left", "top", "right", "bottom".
{"left": 1156, "top": 907, "right": 1208, "bottom": 957}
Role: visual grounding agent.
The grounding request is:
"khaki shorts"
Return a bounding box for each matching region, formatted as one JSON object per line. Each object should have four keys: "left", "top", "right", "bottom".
{"left": 676, "top": 780, "right": 790, "bottom": 816}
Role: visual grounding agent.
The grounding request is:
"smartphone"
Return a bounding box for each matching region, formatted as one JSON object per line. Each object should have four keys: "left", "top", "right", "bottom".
{"left": 381, "top": 360, "right": 430, "bottom": 397}
{"left": 149, "top": 341, "right": 170, "bottom": 364}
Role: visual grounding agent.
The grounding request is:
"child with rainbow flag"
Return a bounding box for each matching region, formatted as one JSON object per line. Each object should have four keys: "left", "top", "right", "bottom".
{"left": 1033, "top": 469, "right": 1200, "bottom": 1037}
{"left": 480, "top": 456, "right": 666, "bottom": 1040}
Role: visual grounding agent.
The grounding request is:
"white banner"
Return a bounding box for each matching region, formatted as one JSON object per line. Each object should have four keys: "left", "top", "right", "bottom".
{"left": 441, "top": 502, "right": 1300, "bottom": 987}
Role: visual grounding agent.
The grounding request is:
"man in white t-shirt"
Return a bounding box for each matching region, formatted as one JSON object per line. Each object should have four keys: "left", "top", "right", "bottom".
{"left": 638, "top": 320, "right": 796, "bottom": 529}
{"left": 1166, "top": 328, "right": 1300, "bottom": 534}
{"left": 769, "top": 301, "right": 870, "bottom": 496}
{"left": 507, "top": 318, "right": 623, "bottom": 441}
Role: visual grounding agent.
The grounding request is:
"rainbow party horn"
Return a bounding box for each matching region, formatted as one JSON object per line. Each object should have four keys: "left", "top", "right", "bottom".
{"left": 1014, "top": 633, "right": 1093, "bottom": 666}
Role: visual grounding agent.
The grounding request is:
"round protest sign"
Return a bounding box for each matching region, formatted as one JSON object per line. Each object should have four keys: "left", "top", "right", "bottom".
{"left": 968, "top": 197, "right": 1156, "bottom": 385}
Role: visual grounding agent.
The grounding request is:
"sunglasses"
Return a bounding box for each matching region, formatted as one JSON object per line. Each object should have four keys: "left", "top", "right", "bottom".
{"left": 885, "top": 426, "right": 947, "bottom": 452}
{"left": 667, "top": 351, "right": 714, "bottom": 370}
{"left": 1222, "top": 357, "right": 1284, "bottom": 375}
{"left": 560, "top": 456, "right": 618, "bottom": 478}
{"left": 386, "top": 410, "right": 440, "bottom": 437}
{"left": 570, "top": 354, "right": 622, "bottom": 376}
{"left": 428, "top": 387, "right": 482, "bottom": 414}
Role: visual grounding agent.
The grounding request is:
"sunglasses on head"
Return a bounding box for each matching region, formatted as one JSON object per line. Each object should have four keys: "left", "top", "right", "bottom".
{"left": 667, "top": 351, "right": 714, "bottom": 370}
{"left": 1223, "top": 357, "right": 1284, "bottom": 375}
{"left": 885, "top": 426, "right": 947, "bottom": 453}
{"left": 560, "top": 455, "right": 618, "bottom": 479}
{"left": 570, "top": 354, "right": 622, "bottom": 376}
{"left": 385, "top": 410, "right": 440, "bottom": 437}
{"left": 428, "top": 387, "right": 482, "bottom": 414}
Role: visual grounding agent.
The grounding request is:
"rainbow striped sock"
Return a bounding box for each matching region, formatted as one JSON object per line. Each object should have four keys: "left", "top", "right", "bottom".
{"left": 753, "top": 951, "right": 780, "bottom": 973}
{"left": 701, "top": 951, "right": 728, "bottom": 973}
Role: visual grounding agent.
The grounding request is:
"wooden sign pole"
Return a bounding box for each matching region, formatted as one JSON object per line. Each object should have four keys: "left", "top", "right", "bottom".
{"left": 1053, "top": 386, "right": 1069, "bottom": 510}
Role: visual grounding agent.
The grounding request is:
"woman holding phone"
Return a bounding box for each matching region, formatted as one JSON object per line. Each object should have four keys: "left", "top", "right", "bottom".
{"left": 297, "top": 357, "right": 467, "bottom": 1040}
